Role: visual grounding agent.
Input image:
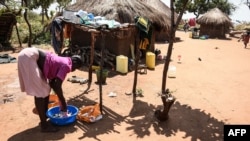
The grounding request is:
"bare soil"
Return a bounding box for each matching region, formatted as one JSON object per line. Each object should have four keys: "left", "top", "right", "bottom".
{"left": 0, "top": 31, "right": 249, "bottom": 141}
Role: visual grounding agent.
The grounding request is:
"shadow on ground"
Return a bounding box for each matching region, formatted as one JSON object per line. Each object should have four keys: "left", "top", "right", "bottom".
{"left": 8, "top": 93, "right": 225, "bottom": 141}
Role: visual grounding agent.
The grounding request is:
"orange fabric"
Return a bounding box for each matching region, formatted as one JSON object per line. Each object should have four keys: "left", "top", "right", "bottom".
{"left": 139, "top": 38, "right": 149, "bottom": 50}
{"left": 48, "top": 94, "right": 59, "bottom": 108}
{"left": 63, "top": 24, "right": 71, "bottom": 39}
{"left": 77, "top": 103, "right": 101, "bottom": 123}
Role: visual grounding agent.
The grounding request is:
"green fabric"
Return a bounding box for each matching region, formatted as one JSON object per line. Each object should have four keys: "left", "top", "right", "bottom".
{"left": 135, "top": 16, "right": 151, "bottom": 34}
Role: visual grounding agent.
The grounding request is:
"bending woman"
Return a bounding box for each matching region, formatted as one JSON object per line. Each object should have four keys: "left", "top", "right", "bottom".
{"left": 17, "top": 47, "right": 83, "bottom": 132}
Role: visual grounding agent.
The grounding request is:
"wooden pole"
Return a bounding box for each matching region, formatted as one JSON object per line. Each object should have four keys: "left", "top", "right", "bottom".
{"left": 84, "top": 31, "right": 97, "bottom": 93}
{"left": 155, "top": 0, "right": 176, "bottom": 121}
{"left": 132, "top": 28, "right": 140, "bottom": 101}
{"left": 98, "top": 31, "right": 106, "bottom": 114}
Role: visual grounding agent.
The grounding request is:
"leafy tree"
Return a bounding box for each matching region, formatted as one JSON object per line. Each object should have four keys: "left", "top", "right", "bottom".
{"left": 1, "top": 0, "right": 54, "bottom": 46}
{"left": 57, "top": 0, "right": 71, "bottom": 12}
{"left": 26, "top": 0, "right": 55, "bottom": 24}
{"left": 209, "top": 0, "right": 236, "bottom": 15}
{"left": 28, "top": 0, "right": 71, "bottom": 23}
{"left": 0, "top": 0, "right": 22, "bottom": 13}
{"left": 175, "top": 0, "right": 236, "bottom": 18}
{"left": 2, "top": 0, "right": 72, "bottom": 47}
{"left": 247, "top": 0, "right": 250, "bottom": 9}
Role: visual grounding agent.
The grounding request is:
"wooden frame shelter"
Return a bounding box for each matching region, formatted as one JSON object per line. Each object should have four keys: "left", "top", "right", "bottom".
{"left": 61, "top": 19, "right": 141, "bottom": 113}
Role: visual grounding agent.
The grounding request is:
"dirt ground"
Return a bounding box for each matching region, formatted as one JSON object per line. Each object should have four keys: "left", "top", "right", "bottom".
{"left": 1, "top": 30, "right": 250, "bottom": 141}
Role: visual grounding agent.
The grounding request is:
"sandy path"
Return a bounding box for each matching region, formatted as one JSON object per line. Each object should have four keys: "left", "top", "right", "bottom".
{"left": 0, "top": 30, "right": 249, "bottom": 141}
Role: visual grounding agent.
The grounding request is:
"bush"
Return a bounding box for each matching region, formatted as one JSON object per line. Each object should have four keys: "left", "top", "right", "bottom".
{"left": 11, "top": 11, "right": 52, "bottom": 45}
{"left": 234, "top": 22, "right": 250, "bottom": 31}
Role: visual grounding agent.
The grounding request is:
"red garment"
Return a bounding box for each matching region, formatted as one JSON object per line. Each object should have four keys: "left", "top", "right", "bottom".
{"left": 188, "top": 18, "right": 196, "bottom": 27}
{"left": 243, "top": 34, "right": 250, "bottom": 44}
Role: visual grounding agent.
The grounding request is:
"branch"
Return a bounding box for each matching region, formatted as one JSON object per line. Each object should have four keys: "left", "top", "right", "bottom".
{"left": 0, "top": 0, "right": 10, "bottom": 10}
{"left": 174, "top": 0, "right": 189, "bottom": 32}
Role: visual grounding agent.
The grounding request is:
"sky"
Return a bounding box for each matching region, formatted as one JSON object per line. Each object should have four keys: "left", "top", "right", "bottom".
{"left": 161, "top": 0, "right": 250, "bottom": 22}
{"left": 35, "top": 0, "right": 250, "bottom": 23}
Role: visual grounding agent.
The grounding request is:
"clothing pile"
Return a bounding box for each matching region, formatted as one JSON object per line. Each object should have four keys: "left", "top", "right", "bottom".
{"left": 63, "top": 10, "right": 121, "bottom": 29}
{"left": 0, "top": 54, "right": 16, "bottom": 64}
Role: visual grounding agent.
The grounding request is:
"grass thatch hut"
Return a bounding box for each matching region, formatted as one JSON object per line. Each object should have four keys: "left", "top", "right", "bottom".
{"left": 196, "top": 8, "right": 233, "bottom": 39}
{"left": 64, "top": 0, "right": 171, "bottom": 58}
{"left": 142, "top": 0, "right": 178, "bottom": 42}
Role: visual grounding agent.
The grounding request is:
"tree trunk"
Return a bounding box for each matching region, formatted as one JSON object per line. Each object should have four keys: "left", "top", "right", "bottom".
{"left": 23, "top": 0, "right": 32, "bottom": 47}
{"left": 15, "top": 25, "right": 22, "bottom": 48}
{"left": 45, "top": 9, "right": 50, "bottom": 20}
{"left": 24, "top": 10, "right": 32, "bottom": 47}
{"left": 155, "top": 89, "right": 176, "bottom": 121}
{"left": 156, "top": 0, "right": 189, "bottom": 122}
{"left": 41, "top": 8, "right": 44, "bottom": 24}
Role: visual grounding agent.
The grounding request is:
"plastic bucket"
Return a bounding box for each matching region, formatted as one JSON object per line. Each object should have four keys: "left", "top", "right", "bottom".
{"left": 96, "top": 69, "right": 109, "bottom": 84}
{"left": 189, "top": 32, "right": 192, "bottom": 38}
{"left": 168, "top": 65, "right": 176, "bottom": 78}
{"left": 116, "top": 55, "right": 128, "bottom": 74}
{"left": 146, "top": 52, "right": 155, "bottom": 69}
{"left": 46, "top": 105, "right": 79, "bottom": 126}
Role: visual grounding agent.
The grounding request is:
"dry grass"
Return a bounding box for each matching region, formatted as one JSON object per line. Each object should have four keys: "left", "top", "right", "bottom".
{"left": 234, "top": 22, "right": 250, "bottom": 31}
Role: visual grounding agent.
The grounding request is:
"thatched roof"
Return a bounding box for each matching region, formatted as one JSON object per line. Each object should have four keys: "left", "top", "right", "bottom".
{"left": 65, "top": 0, "right": 171, "bottom": 31}
{"left": 143, "top": 0, "right": 178, "bottom": 21}
{"left": 196, "top": 8, "right": 233, "bottom": 27}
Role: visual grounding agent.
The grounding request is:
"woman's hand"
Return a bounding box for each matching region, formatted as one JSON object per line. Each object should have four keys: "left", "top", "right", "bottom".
{"left": 59, "top": 100, "right": 67, "bottom": 112}
{"left": 50, "top": 78, "right": 67, "bottom": 111}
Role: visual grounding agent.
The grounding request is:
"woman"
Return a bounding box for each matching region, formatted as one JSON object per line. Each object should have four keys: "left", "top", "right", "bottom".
{"left": 17, "top": 47, "right": 83, "bottom": 132}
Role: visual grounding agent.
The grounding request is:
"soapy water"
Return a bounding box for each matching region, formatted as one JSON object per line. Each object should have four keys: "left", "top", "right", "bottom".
{"left": 53, "top": 111, "right": 72, "bottom": 118}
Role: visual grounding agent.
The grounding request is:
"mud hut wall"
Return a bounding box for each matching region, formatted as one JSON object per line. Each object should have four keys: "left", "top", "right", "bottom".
{"left": 0, "top": 14, "right": 16, "bottom": 43}
{"left": 95, "top": 33, "right": 134, "bottom": 58}
{"left": 70, "top": 26, "right": 92, "bottom": 47}
{"left": 199, "top": 24, "right": 226, "bottom": 38}
{"left": 70, "top": 25, "right": 138, "bottom": 58}
{"left": 150, "top": 29, "right": 156, "bottom": 52}
{"left": 155, "top": 29, "right": 169, "bottom": 42}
